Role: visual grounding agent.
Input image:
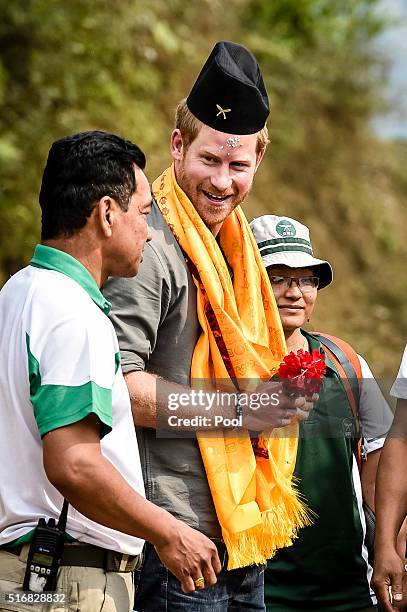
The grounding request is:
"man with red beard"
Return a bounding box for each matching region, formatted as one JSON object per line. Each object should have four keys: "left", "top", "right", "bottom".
{"left": 104, "top": 41, "right": 314, "bottom": 611}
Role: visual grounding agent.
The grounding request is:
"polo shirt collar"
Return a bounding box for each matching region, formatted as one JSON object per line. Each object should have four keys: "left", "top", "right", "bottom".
{"left": 30, "top": 244, "right": 111, "bottom": 315}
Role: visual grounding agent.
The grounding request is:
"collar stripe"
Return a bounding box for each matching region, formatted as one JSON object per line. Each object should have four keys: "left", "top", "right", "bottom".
{"left": 29, "top": 245, "right": 111, "bottom": 315}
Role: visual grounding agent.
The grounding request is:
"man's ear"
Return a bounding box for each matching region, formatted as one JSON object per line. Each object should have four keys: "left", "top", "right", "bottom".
{"left": 97, "top": 196, "right": 115, "bottom": 238}
{"left": 254, "top": 147, "right": 266, "bottom": 173}
{"left": 170, "top": 129, "right": 184, "bottom": 161}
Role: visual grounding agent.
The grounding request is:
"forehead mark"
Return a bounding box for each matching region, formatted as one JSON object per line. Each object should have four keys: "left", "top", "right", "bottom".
{"left": 217, "top": 136, "right": 244, "bottom": 156}
{"left": 226, "top": 136, "right": 241, "bottom": 148}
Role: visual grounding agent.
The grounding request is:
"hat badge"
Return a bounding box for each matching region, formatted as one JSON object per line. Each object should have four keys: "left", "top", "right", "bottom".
{"left": 216, "top": 104, "right": 231, "bottom": 119}
{"left": 276, "top": 220, "right": 296, "bottom": 237}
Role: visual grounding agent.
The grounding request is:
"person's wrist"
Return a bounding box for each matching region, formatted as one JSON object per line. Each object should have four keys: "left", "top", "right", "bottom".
{"left": 148, "top": 510, "right": 180, "bottom": 549}
{"left": 374, "top": 533, "right": 398, "bottom": 552}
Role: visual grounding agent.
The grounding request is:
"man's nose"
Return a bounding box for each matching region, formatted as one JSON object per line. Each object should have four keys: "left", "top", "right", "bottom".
{"left": 209, "top": 166, "right": 232, "bottom": 192}
{"left": 146, "top": 226, "right": 153, "bottom": 243}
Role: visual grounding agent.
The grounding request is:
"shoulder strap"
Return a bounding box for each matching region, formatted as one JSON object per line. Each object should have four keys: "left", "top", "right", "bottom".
{"left": 310, "top": 332, "right": 363, "bottom": 468}
{"left": 311, "top": 332, "right": 362, "bottom": 419}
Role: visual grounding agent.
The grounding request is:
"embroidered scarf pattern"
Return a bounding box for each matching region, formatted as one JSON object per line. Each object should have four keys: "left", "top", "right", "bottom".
{"left": 153, "top": 164, "right": 312, "bottom": 569}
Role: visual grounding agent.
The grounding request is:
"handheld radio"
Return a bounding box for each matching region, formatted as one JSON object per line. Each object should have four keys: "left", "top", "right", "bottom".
{"left": 22, "top": 500, "right": 68, "bottom": 592}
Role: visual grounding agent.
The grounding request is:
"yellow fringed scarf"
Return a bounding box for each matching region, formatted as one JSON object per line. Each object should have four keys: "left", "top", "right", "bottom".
{"left": 153, "top": 165, "right": 312, "bottom": 569}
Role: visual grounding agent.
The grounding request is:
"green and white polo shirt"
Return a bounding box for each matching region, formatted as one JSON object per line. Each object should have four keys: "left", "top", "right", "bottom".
{"left": 0, "top": 245, "right": 145, "bottom": 555}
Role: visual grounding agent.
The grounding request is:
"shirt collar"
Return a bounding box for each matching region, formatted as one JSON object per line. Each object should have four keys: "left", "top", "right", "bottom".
{"left": 30, "top": 244, "right": 111, "bottom": 315}
{"left": 301, "top": 329, "right": 338, "bottom": 373}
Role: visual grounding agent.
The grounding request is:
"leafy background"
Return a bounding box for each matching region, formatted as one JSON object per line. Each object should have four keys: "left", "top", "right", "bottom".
{"left": 1, "top": 0, "right": 406, "bottom": 379}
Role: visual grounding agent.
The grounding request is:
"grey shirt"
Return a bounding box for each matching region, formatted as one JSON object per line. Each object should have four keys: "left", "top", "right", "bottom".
{"left": 103, "top": 202, "right": 221, "bottom": 537}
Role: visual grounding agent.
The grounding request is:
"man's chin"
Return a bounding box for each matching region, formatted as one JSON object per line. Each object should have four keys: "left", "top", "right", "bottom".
{"left": 201, "top": 211, "right": 232, "bottom": 230}
{"left": 200, "top": 200, "right": 242, "bottom": 223}
{"left": 119, "top": 259, "right": 142, "bottom": 278}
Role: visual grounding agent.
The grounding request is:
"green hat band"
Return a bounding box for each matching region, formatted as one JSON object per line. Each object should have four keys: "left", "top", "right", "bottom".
{"left": 257, "top": 237, "right": 313, "bottom": 257}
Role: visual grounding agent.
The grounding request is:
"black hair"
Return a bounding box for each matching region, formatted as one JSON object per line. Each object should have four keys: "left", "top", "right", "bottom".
{"left": 39, "top": 130, "right": 146, "bottom": 239}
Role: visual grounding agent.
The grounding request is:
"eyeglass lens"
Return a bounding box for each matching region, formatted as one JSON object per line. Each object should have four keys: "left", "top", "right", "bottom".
{"left": 269, "top": 276, "right": 319, "bottom": 292}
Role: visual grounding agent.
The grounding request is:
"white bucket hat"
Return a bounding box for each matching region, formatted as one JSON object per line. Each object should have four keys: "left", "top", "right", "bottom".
{"left": 250, "top": 215, "right": 333, "bottom": 289}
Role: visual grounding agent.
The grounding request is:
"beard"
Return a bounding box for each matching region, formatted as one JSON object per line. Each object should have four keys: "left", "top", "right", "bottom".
{"left": 175, "top": 162, "right": 252, "bottom": 233}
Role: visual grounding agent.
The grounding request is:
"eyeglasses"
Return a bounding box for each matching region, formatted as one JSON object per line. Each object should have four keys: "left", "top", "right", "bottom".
{"left": 269, "top": 276, "right": 319, "bottom": 293}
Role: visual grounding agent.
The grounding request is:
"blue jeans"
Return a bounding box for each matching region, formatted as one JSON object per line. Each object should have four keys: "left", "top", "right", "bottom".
{"left": 134, "top": 541, "right": 265, "bottom": 611}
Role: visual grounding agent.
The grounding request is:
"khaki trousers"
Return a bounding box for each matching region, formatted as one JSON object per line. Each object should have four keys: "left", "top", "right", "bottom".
{"left": 0, "top": 548, "right": 133, "bottom": 612}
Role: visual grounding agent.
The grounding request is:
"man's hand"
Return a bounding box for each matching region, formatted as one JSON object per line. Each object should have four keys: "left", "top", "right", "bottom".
{"left": 154, "top": 521, "right": 221, "bottom": 593}
{"left": 43, "top": 414, "right": 220, "bottom": 592}
{"left": 240, "top": 381, "right": 317, "bottom": 432}
{"left": 397, "top": 519, "right": 407, "bottom": 560}
{"left": 373, "top": 405, "right": 407, "bottom": 610}
{"left": 372, "top": 546, "right": 406, "bottom": 611}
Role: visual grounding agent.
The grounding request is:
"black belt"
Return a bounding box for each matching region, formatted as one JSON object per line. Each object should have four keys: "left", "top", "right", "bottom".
{"left": 5, "top": 543, "right": 141, "bottom": 572}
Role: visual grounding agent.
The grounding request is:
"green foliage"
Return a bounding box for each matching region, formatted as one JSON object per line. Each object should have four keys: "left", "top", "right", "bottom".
{"left": 1, "top": 0, "right": 406, "bottom": 377}
{"left": 0, "top": 0, "right": 240, "bottom": 276}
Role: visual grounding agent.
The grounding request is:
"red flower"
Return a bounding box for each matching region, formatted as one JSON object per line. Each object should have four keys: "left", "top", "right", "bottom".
{"left": 251, "top": 348, "right": 326, "bottom": 458}
{"left": 278, "top": 349, "right": 326, "bottom": 396}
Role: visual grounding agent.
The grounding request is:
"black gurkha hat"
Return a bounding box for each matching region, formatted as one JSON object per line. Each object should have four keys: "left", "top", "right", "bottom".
{"left": 186, "top": 41, "right": 269, "bottom": 135}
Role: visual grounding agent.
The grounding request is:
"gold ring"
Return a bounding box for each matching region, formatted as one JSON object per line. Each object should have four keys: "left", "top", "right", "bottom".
{"left": 194, "top": 577, "right": 205, "bottom": 588}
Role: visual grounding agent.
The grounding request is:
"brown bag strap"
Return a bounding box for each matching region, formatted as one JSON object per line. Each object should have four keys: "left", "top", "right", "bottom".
{"left": 310, "top": 332, "right": 363, "bottom": 468}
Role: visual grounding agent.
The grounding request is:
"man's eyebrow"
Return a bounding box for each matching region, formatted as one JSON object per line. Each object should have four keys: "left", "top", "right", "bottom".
{"left": 138, "top": 194, "right": 153, "bottom": 212}
{"left": 199, "top": 148, "right": 221, "bottom": 159}
{"left": 200, "top": 147, "right": 252, "bottom": 163}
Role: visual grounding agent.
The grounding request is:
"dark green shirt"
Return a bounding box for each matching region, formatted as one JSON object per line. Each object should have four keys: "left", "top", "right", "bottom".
{"left": 265, "top": 331, "right": 376, "bottom": 611}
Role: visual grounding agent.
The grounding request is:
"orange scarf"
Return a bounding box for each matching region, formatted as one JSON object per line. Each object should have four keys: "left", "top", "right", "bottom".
{"left": 153, "top": 165, "right": 311, "bottom": 569}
